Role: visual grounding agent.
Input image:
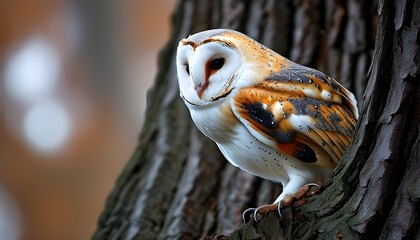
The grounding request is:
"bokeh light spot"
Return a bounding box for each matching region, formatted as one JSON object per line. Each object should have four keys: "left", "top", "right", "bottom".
{"left": 4, "top": 37, "right": 60, "bottom": 103}
{"left": 23, "top": 100, "right": 71, "bottom": 153}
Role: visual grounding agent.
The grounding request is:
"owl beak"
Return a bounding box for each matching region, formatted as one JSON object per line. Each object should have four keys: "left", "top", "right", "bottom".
{"left": 195, "top": 81, "right": 208, "bottom": 99}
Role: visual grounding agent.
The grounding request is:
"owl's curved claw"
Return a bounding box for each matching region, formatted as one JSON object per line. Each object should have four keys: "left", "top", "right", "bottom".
{"left": 242, "top": 207, "right": 256, "bottom": 222}
{"left": 243, "top": 183, "right": 321, "bottom": 223}
{"left": 242, "top": 204, "right": 279, "bottom": 223}
{"left": 292, "top": 183, "right": 320, "bottom": 206}
{"left": 253, "top": 203, "right": 279, "bottom": 222}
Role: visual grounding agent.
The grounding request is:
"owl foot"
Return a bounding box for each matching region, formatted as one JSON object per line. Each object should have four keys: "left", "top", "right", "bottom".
{"left": 242, "top": 203, "right": 280, "bottom": 223}
{"left": 242, "top": 183, "right": 320, "bottom": 223}
{"left": 277, "top": 183, "right": 320, "bottom": 217}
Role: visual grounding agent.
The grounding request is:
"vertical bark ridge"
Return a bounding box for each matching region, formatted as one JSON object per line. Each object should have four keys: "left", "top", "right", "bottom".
{"left": 289, "top": 0, "right": 322, "bottom": 66}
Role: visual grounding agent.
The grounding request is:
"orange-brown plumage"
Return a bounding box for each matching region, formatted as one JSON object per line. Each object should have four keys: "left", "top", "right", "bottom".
{"left": 233, "top": 63, "right": 357, "bottom": 169}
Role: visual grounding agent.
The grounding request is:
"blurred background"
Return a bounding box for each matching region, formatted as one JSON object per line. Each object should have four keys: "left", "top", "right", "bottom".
{"left": 0, "top": 1, "right": 176, "bottom": 240}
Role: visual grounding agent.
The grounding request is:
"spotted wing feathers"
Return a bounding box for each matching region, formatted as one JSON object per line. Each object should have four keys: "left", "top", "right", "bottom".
{"left": 233, "top": 64, "right": 358, "bottom": 169}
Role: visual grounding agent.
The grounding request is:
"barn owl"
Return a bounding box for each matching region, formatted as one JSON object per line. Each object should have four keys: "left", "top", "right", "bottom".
{"left": 176, "top": 29, "right": 358, "bottom": 221}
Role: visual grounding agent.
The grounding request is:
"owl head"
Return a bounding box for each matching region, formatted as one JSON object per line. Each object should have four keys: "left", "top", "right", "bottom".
{"left": 176, "top": 29, "right": 288, "bottom": 107}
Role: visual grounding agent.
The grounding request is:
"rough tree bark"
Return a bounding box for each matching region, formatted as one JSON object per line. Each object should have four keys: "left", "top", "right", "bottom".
{"left": 93, "top": 0, "right": 420, "bottom": 239}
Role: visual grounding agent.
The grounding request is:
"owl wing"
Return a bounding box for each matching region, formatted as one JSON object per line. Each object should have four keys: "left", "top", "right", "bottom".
{"left": 232, "top": 64, "right": 358, "bottom": 169}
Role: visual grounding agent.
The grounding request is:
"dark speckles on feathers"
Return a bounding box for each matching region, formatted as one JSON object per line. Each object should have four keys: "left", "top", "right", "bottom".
{"left": 243, "top": 103, "right": 278, "bottom": 129}
{"left": 266, "top": 64, "right": 341, "bottom": 91}
{"left": 289, "top": 98, "right": 329, "bottom": 118}
{"left": 329, "top": 111, "right": 342, "bottom": 122}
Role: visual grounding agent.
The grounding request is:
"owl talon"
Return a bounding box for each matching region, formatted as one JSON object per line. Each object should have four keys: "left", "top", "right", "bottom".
{"left": 293, "top": 183, "right": 320, "bottom": 200}
{"left": 242, "top": 207, "right": 256, "bottom": 222}
{"left": 253, "top": 203, "right": 279, "bottom": 222}
{"left": 242, "top": 203, "right": 279, "bottom": 223}
{"left": 242, "top": 184, "right": 321, "bottom": 223}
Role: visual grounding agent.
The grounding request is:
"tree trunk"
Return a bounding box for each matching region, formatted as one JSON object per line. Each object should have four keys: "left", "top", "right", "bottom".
{"left": 93, "top": 0, "right": 420, "bottom": 239}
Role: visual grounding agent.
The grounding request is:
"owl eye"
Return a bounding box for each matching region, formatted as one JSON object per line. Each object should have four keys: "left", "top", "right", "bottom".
{"left": 185, "top": 64, "right": 190, "bottom": 75}
{"left": 210, "top": 58, "right": 225, "bottom": 70}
